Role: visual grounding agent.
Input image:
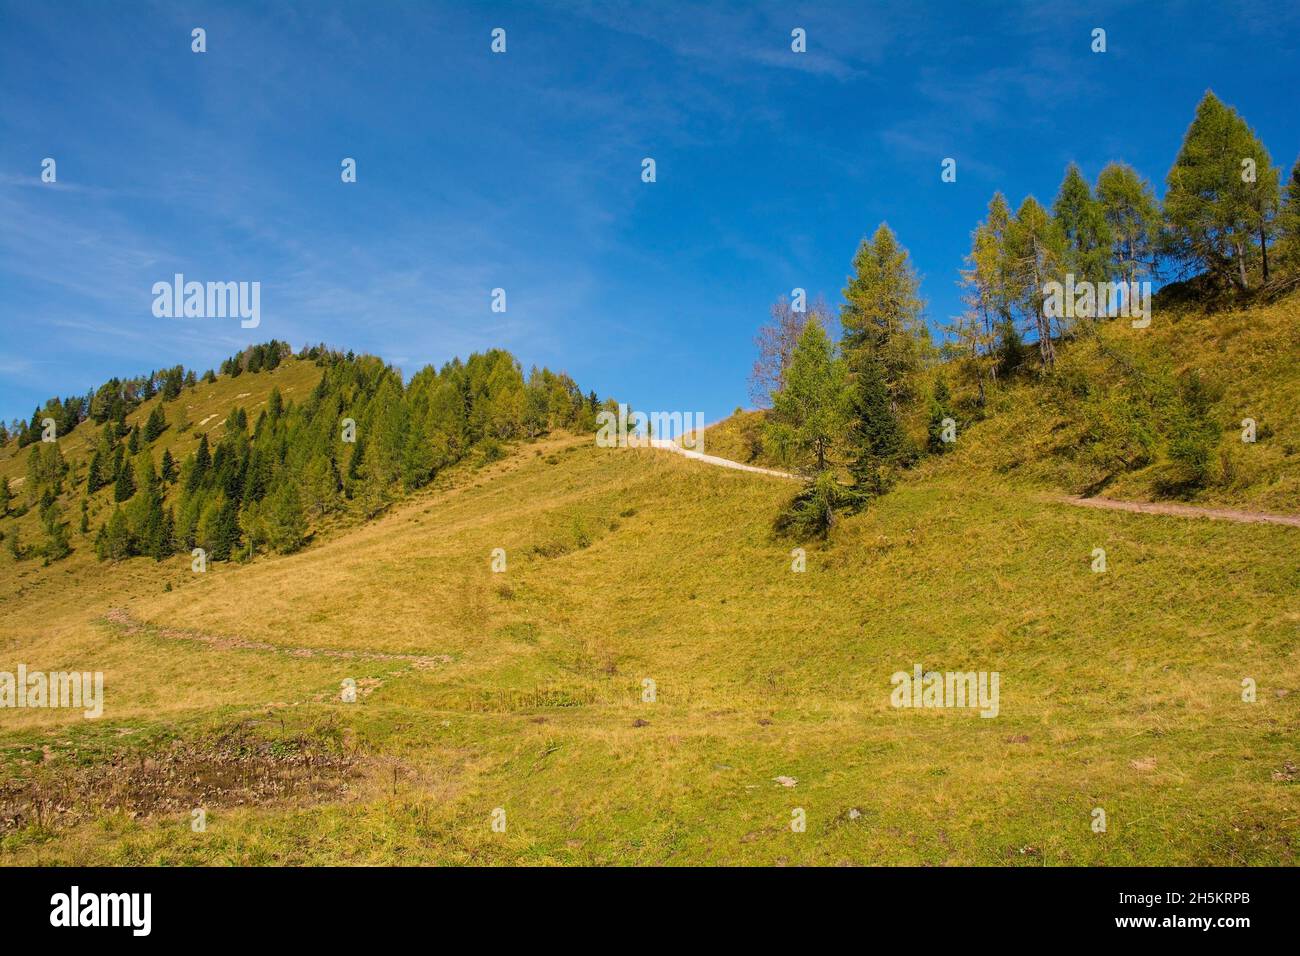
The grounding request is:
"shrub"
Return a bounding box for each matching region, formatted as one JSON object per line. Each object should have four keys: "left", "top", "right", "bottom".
{"left": 775, "top": 472, "right": 854, "bottom": 539}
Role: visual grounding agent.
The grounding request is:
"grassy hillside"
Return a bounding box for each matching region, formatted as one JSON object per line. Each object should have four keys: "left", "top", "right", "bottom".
{"left": 710, "top": 291, "right": 1300, "bottom": 512}
{"left": 938, "top": 291, "right": 1300, "bottom": 512}
{"left": 3, "top": 424, "right": 1296, "bottom": 863}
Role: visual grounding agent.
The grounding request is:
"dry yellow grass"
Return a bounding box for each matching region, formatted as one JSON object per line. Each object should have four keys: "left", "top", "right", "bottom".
{"left": 2, "top": 422, "right": 1296, "bottom": 864}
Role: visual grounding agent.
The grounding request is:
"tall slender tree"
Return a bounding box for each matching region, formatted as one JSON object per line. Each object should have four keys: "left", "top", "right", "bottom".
{"left": 846, "top": 354, "right": 902, "bottom": 496}
{"left": 1276, "top": 158, "right": 1300, "bottom": 273}
{"left": 1096, "top": 161, "right": 1161, "bottom": 286}
{"left": 1007, "top": 196, "right": 1068, "bottom": 368}
{"left": 840, "top": 223, "right": 929, "bottom": 409}
{"left": 1052, "top": 163, "right": 1113, "bottom": 288}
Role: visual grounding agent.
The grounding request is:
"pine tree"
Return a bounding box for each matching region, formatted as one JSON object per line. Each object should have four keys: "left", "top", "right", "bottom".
{"left": 143, "top": 403, "right": 167, "bottom": 442}
{"left": 847, "top": 354, "right": 903, "bottom": 497}
{"left": 0, "top": 477, "right": 9, "bottom": 516}
{"left": 186, "top": 434, "right": 211, "bottom": 493}
{"left": 1007, "top": 196, "right": 1068, "bottom": 368}
{"left": 79, "top": 498, "right": 90, "bottom": 534}
{"left": 1052, "top": 163, "right": 1113, "bottom": 288}
{"left": 127, "top": 423, "right": 141, "bottom": 454}
{"left": 113, "top": 461, "right": 136, "bottom": 502}
{"left": 160, "top": 448, "right": 177, "bottom": 483}
{"left": 264, "top": 481, "right": 307, "bottom": 554}
{"left": 1275, "top": 158, "right": 1300, "bottom": 273}
{"left": 1164, "top": 91, "right": 1280, "bottom": 289}
{"left": 840, "top": 223, "right": 929, "bottom": 408}
{"left": 1096, "top": 162, "right": 1161, "bottom": 286}
{"left": 764, "top": 321, "right": 849, "bottom": 474}
{"left": 103, "top": 508, "right": 131, "bottom": 561}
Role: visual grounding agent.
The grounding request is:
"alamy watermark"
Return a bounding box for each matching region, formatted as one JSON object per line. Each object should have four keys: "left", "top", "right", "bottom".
{"left": 50, "top": 886, "right": 150, "bottom": 936}
{"left": 152, "top": 273, "right": 261, "bottom": 328}
{"left": 1043, "top": 274, "right": 1151, "bottom": 329}
{"left": 0, "top": 664, "right": 103, "bottom": 718}
{"left": 890, "top": 663, "right": 999, "bottom": 718}
{"left": 596, "top": 403, "right": 706, "bottom": 452}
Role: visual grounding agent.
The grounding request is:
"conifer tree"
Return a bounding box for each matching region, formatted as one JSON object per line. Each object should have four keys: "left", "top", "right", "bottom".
{"left": 847, "top": 354, "right": 903, "bottom": 497}
{"left": 927, "top": 377, "right": 955, "bottom": 454}
{"left": 1275, "top": 158, "right": 1300, "bottom": 272}
{"left": 186, "top": 434, "right": 211, "bottom": 493}
{"left": 840, "top": 223, "right": 929, "bottom": 408}
{"left": 103, "top": 508, "right": 131, "bottom": 561}
{"left": 1007, "top": 196, "right": 1068, "bottom": 367}
{"left": 113, "top": 460, "right": 136, "bottom": 502}
{"left": 1052, "top": 163, "right": 1113, "bottom": 287}
{"left": 301, "top": 456, "right": 340, "bottom": 517}
{"left": 143, "top": 404, "right": 167, "bottom": 442}
{"left": 749, "top": 295, "right": 832, "bottom": 407}
{"left": 42, "top": 503, "right": 71, "bottom": 561}
{"left": 87, "top": 449, "right": 109, "bottom": 494}
{"left": 764, "top": 321, "right": 849, "bottom": 474}
{"left": 264, "top": 481, "right": 306, "bottom": 554}
{"left": 957, "top": 193, "right": 1020, "bottom": 397}
{"left": 1096, "top": 162, "right": 1161, "bottom": 286}
{"left": 1164, "top": 91, "right": 1279, "bottom": 288}
{"left": 210, "top": 497, "right": 240, "bottom": 561}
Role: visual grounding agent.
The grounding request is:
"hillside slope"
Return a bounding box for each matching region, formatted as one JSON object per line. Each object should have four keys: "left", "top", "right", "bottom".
{"left": 708, "top": 291, "right": 1300, "bottom": 513}
{"left": 3, "top": 428, "right": 1296, "bottom": 864}
{"left": 939, "top": 292, "right": 1300, "bottom": 512}
{"left": 0, "top": 357, "right": 324, "bottom": 564}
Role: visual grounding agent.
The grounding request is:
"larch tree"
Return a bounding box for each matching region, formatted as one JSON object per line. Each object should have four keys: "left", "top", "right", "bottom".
{"left": 1275, "top": 158, "right": 1300, "bottom": 273}
{"left": 1007, "top": 196, "right": 1068, "bottom": 368}
{"left": 1096, "top": 161, "right": 1161, "bottom": 286}
{"left": 1052, "top": 163, "right": 1113, "bottom": 288}
{"left": 764, "top": 320, "right": 849, "bottom": 474}
{"left": 1164, "top": 90, "right": 1279, "bottom": 289}
{"left": 750, "top": 293, "right": 832, "bottom": 408}
{"left": 840, "top": 223, "right": 929, "bottom": 409}
{"left": 846, "top": 353, "right": 903, "bottom": 496}
{"left": 956, "top": 192, "right": 1020, "bottom": 400}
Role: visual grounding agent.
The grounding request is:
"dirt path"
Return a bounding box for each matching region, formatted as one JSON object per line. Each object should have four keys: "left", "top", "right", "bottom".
{"left": 1058, "top": 495, "right": 1300, "bottom": 527}
{"left": 647, "top": 438, "right": 801, "bottom": 480}
{"left": 104, "top": 608, "right": 453, "bottom": 666}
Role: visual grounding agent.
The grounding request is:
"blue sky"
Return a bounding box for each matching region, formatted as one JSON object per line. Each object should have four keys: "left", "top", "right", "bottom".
{"left": 2, "top": 0, "right": 1298, "bottom": 426}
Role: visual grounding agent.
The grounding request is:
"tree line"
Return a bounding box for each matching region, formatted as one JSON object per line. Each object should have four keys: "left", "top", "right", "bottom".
{"left": 4, "top": 345, "right": 599, "bottom": 566}
{"left": 754, "top": 91, "right": 1300, "bottom": 534}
